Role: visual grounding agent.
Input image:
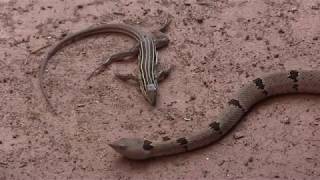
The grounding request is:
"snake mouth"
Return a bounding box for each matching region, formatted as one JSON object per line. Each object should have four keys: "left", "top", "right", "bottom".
{"left": 109, "top": 143, "right": 126, "bottom": 151}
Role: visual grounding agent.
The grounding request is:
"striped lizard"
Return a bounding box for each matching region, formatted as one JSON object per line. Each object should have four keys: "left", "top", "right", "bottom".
{"left": 39, "top": 19, "right": 172, "bottom": 114}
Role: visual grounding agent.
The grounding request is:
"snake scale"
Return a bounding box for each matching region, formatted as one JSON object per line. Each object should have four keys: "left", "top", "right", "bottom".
{"left": 109, "top": 70, "right": 320, "bottom": 160}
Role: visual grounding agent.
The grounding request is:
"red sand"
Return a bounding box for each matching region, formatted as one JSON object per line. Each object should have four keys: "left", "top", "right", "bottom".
{"left": 0, "top": 0, "right": 319, "bottom": 179}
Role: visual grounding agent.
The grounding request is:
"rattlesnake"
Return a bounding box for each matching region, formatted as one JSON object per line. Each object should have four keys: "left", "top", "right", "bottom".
{"left": 109, "top": 70, "right": 320, "bottom": 160}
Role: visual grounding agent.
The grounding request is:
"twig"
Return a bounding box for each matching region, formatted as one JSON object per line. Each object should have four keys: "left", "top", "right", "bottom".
{"left": 30, "top": 44, "right": 51, "bottom": 54}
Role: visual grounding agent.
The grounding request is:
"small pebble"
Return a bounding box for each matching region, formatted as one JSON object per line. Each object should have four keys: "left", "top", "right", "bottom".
{"left": 218, "top": 160, "right": 225, "bottom": 166}
{"left": 244, "top": 157, "right": 254, "bottom": 166}
{"left": 280, "top": 117, "right": 290, "bottom": 124}
{"left": 184, "top": 117, "right": 192, "bottom": 121}
{"left": 278, "top": 29, "right": 285, "bottom": 34}
{"left": 167, "top": 114, "right": 175, "bottom": 121}
{"left": 61, "top": 33, "right": 68, "bottom": 38}
{"left": 77, "top": 104, "right": 85, "bottom": 107}
{"left": 202, "top": 170, "right": 209, "bottom": 178}
{"left": 289, "top": 7, "right": 298, "bottom": 13}
{"left": 233, "top": 132, "right": 245, "bottom": 139}
{"left": 196, "top": 18, "right": 204, "bottom": 24}
{"left": 113, "top": 12, "right": 125, "bottom": 16}
{"left": 158, "top": 130, "right": 166, "bottom": 135}
{"left": 256, "top": 36, "right": 263, "bottom": 40}
{"left": 189, "top": 95, "right": 196, "bottom": 101}
{"left": 162, "top": 136, "right": 170, "bottom": 141}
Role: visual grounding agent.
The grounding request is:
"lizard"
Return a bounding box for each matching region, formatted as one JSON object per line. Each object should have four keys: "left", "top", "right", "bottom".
{"left": 39, "top": 19, "right": 172, "bottom": 114}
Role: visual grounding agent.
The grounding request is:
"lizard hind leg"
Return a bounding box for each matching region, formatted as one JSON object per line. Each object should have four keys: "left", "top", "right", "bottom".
{"left": 151, "top": 17, "right": 172, "bottom": 49}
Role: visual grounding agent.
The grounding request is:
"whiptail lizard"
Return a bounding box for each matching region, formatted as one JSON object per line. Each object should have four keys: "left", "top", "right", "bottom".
{"left": 39, "top": 19, "right": 172, "bottom": 114}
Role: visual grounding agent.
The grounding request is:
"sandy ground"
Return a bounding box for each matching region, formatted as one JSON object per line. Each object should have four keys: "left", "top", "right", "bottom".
{"left": 1, "top": 0, "right": 320, "bottom": 179}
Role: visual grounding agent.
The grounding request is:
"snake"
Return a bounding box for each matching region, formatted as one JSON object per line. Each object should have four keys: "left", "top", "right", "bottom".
{"left": 109, "top": 70, "right": 320, "bottom": 160}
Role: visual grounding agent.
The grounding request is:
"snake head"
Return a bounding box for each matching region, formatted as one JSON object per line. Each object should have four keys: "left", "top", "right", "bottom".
{"left": 109, "top": 138, "right": 152, "bottom": 160}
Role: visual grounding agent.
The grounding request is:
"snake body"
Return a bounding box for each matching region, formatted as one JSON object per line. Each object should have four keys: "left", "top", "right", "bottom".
{"left": 109, "top": 70, "right": 320, "bottom": 160}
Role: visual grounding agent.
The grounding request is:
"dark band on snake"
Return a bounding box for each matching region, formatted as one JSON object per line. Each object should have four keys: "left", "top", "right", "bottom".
{"left": 228, "top": 99, "right": 245, "bottom": 111}
{"left": 176, "top": 137, "right": 188, "bottom": 151}
{"left": 253, "top": 78, "right": 268, "bottom": 95}
{"left": 209, "top": 121, "right": 221, "bottom": 131}
{"left": 176, "top": 137, "right": 188, "bottom": 145}
{"left": 143, "top": 140, "right": 154, "bottom": 150}
{"left": 288, "top": 70, "right": 299, "bottom": 82}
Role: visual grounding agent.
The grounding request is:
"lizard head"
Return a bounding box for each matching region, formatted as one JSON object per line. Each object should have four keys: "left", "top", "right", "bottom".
{"left": 109, "top": 138, "right": 152, "bottom": 160}
{"left": 139, "top": 83, "right": 157, "bottom": 106}
{"left": 145, "top": 84, "right": 157, "bottom": 105}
